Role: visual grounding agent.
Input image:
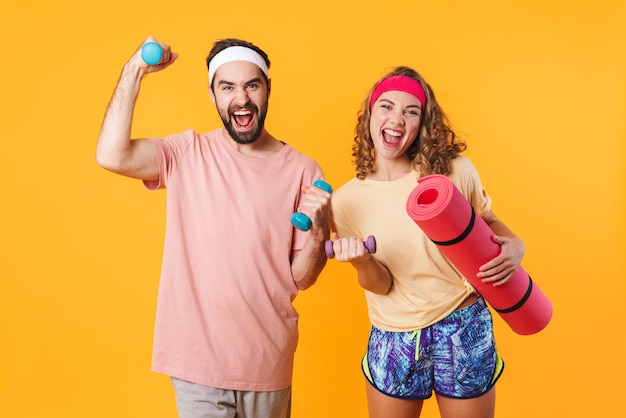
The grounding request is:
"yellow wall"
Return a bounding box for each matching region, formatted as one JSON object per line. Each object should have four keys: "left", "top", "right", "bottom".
{"left": 1, "top": 1, "right": 624, "bottom": 417}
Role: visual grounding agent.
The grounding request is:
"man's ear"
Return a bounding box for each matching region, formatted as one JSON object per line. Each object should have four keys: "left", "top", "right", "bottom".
{"left": 208, "top": 84, "right": 215, "bottom": 103}
{"left": 267, "top": 78, "right": 271, "bottom": 98}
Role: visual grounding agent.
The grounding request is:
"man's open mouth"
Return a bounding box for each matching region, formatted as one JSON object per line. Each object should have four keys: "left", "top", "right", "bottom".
{"left": 233, "top": 108, "right": 255, "bottom": 129}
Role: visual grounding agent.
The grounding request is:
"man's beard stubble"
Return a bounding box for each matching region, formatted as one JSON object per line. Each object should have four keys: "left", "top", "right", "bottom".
{"left": 219, "top": 102, "right": 268, "bottom": 145}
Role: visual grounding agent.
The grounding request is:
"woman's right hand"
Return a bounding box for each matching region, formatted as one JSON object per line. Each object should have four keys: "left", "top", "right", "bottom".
{"left": 328, "top": 232, "right": 372, "bottom": 263}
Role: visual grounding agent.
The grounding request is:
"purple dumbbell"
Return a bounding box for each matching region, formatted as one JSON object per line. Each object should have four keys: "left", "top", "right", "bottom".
{"left": 325, "top": 235, "right": 377, "bottom": 259}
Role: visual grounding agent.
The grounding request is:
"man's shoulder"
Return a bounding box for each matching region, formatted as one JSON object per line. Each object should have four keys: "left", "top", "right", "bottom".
{"left": 281, "top": 143, "right": 322, "bottom": 168}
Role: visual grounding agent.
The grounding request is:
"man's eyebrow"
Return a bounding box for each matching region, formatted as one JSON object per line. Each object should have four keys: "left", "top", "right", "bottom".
{"left": 217, "top": 77, "right": 263, "bottom": 87}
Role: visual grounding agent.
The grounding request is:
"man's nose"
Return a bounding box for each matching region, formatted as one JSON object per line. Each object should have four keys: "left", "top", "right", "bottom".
{"left": 233, "top": 87, "right": 250, "bottom": 105}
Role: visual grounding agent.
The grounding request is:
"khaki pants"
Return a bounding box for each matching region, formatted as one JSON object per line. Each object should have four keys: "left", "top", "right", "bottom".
{"left": 171, "top": 377, "right": 291, "bottom": 418}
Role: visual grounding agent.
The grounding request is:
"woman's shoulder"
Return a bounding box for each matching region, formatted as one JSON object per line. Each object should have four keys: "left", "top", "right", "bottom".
{"left": 450, "top": 154, "right": 476, "bottom": 172}
{"left": 333, "top": 177, "right": 361, "bottom": 197}
{"left": 449, "top": 155, "right": 483, "bottom": 181}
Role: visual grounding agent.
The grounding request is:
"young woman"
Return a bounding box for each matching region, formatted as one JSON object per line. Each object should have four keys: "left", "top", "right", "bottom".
{"left": 328, "top": 66, "right": 525, "bottom": 418}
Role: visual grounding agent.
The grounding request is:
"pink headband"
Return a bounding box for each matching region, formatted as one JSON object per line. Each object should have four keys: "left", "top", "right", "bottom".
{"left": 369, "top": 76, "right": 426, "bottom": 109}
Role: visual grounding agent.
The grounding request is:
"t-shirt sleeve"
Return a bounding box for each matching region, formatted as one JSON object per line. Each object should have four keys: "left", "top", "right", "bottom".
{"left": 329, "top": 181, "right": 363, "bottom": 240}
{"left": 449, "top": 156, "right": 492, "bottom": 216}
{"left": 143, "top": 130, "right": 195, "bottom": 190}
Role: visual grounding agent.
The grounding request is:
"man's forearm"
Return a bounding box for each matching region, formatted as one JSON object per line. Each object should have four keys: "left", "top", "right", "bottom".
{"left": 291, "top": 228, "right": 329, "bottom": 290}
{"left": 96, "top": 63, "right": 144, "bottom": 172}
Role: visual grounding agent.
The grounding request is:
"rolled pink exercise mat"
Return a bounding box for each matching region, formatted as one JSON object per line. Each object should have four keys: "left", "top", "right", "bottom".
{"left": 405, "top": 174, "right": 552, "bottom": 335}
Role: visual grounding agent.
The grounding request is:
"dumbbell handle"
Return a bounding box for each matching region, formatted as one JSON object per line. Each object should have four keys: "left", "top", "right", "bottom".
{"left": 325, "top": 235, "right": 377, "bottom": 259}
{"left": 290, "top": 180, "right": 333, "bottom": 231}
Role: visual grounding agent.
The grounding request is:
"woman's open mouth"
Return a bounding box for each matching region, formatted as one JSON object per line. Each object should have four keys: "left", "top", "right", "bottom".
{"left": 382, "top": 128, "right": 402, "bottom": 146}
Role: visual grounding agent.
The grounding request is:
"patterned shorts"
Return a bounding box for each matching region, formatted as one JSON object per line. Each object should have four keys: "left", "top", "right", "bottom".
{"left": 362, "top": 297, "right": 504, "bottom": 400}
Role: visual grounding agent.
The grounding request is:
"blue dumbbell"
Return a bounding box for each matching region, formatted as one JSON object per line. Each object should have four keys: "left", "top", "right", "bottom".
{"left": 141, "top": 42, "right": 163, "bottom": 65}
{"left": 290, "top": 179, "right": 333, "bottom": 231}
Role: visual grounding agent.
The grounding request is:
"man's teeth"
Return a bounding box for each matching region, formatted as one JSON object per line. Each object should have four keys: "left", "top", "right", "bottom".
{"left": 234, "top": 110, "right": 252, "bottom": 116}
{"left": 384, "top": 129, "right": 401, "bottom": 137}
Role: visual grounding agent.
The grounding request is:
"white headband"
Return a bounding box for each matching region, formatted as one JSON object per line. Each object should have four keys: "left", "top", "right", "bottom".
{"left": 208, "top": 46, "right": 268, "bottom": 83}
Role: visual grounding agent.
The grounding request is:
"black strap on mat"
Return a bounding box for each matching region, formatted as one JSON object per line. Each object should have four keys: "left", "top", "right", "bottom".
{"left": 494, "top": 276, "right": 534, "bottom": 313}
{"left": 430, "top": 206, "right": 476, "bottom": 246}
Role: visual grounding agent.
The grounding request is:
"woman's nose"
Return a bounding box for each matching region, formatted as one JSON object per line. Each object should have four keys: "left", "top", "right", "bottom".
{"left": 390, "top": 110, "right": 405, "bottom": 126}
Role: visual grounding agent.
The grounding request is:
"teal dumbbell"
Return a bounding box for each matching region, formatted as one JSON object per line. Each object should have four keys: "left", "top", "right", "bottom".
{"left": 290, "top": 180, "right": 333, "bottom": 231}
{"left": 141, "top": 42, "right": 163, "bottom": 65}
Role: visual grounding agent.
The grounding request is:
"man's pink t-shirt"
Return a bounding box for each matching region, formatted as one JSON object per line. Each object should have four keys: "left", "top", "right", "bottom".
{"left": 144, "top": 128, "right": 323, "bottom": 391}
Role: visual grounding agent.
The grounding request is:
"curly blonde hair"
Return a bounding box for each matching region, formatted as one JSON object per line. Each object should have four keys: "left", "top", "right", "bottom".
{"left": 352, "top": 66, "right": 466, "bottom": 179}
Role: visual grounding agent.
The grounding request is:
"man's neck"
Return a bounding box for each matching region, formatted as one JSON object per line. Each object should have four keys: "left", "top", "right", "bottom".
{"left": 222, "top": 128, "right": 284, "bottom": 158}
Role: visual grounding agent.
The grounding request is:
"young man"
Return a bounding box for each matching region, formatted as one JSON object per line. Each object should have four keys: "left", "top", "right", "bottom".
{"left": 96, "top": 37, "right": 330, "bottom": 418}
